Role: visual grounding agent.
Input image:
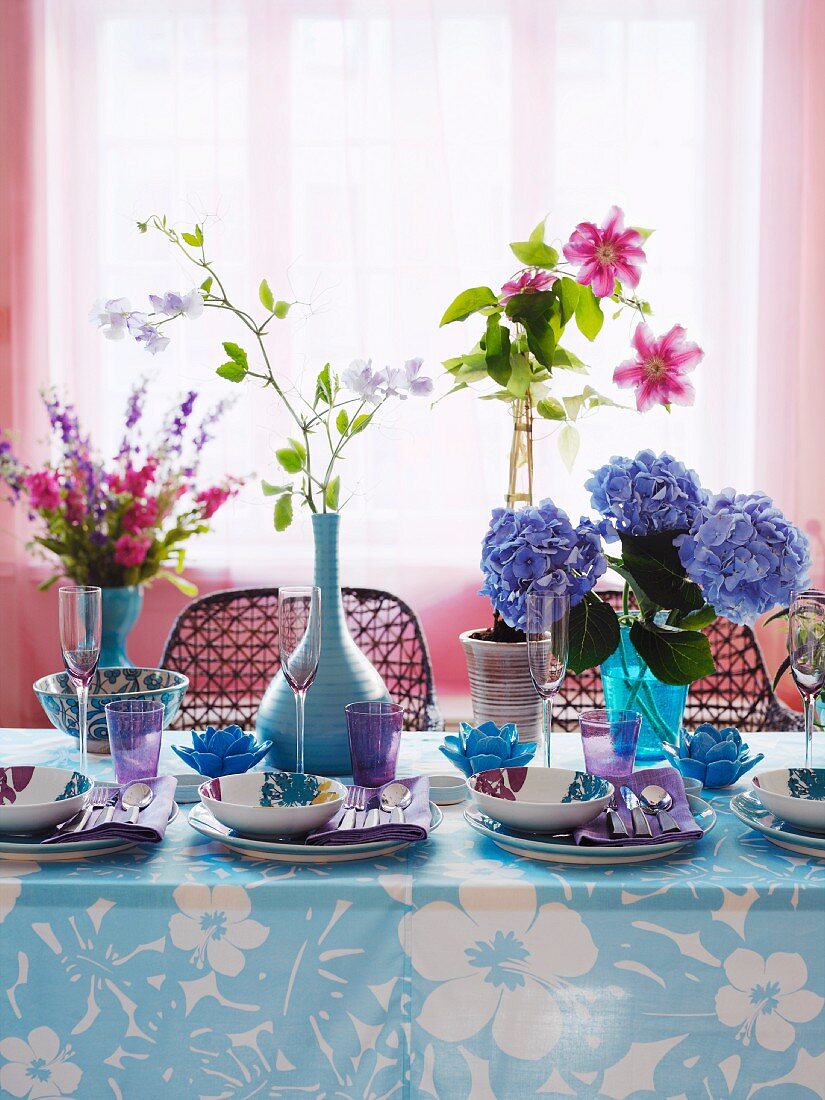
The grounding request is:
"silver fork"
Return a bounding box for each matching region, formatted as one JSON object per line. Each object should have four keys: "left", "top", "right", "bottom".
{"left": 338, "top": 785, "right": 367, "bottom": 830}
{"left": 605, "top": 794, "right": 629, "bottom": 840}
{"left": 68, "top": 786, "right": 112, "bottom": 833}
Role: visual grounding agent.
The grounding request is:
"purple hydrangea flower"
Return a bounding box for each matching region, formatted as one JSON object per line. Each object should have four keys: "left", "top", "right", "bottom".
{"left": 480, "top": 498, "right": 607, "bottom": 631}
{"left": 675, "top": 489, "right": 811, "bottom": 624}
{"left": 586, "top": 449, "right": 708, "bottom": 541}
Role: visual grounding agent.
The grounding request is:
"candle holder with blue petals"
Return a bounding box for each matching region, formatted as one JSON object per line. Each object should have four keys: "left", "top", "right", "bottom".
{"left": 439, "top": 720, "right": 537, "bottom": 778}
{"left": 662, "top": 723, "right": 764, "bottom": 789}
{"left": 172, "top": 725, "right": 273, "bottom": 779}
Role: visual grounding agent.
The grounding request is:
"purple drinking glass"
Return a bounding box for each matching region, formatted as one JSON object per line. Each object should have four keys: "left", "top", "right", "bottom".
{"left": 345, "top": 701, "right": 404, "bottom": 787}
{"left": 578, "top": 709, "right": 642, "bottom": 777}
{"left": 105, "top": 699, "right": 164, "bottom": 783}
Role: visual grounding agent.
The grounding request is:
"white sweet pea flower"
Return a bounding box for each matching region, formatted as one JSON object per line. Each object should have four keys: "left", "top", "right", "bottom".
{"left": 148, "top": 289, "right": 204, "bottom": 320}
{"left": 88, "top": 297, "right": 131, "bottom": 340}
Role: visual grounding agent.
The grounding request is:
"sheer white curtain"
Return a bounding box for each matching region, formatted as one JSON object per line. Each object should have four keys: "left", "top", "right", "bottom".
{"left": 41, "top": 0, "right": 765, "bottom": 603}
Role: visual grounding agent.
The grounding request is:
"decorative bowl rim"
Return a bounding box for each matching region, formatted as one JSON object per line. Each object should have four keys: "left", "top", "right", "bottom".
{"left": 199, "top": 771, "right": 347, "bottom": 810}
{"left": 32, "top": 668, "right": 190, "bottom": 697}
{"left": 752, "top": 767, "right": 825, "bottom": 800}
{"left": 0, "top": 765, "right": 94, "bottom": 805}
{"left": 468, "top": 765, "right": 612, "bottom": 804}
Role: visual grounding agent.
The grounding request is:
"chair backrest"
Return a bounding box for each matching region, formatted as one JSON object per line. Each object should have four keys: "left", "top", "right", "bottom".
{"left": 554, "top": 590, "right": 793, "bottom": 731}
{"left": 159, "top": 586, "right": 443, "bottom": 732}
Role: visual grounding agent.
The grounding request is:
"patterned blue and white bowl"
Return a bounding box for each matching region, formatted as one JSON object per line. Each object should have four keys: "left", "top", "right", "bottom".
{"left": 199, "top": 771, "right": 346, "bottom": 837}
{"left": 0, "top": 765, "right": 93, "bottom": 834}
{"left": 468, "top": 766, "right": 613, "bottom": 833}
{"left": 33, "top": 668, "right": 188, "bottom": 753}
{"left": 752, "top": 768, "right": 825, "bottom": 833}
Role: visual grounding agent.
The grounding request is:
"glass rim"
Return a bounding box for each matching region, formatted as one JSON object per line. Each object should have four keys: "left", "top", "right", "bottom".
{"left": 526, "top": 592, "right": 571, "bottom": 605}
{"left": 58, "top": 585, "right": 102, "bottom": 595}
{"left": 104, "top": 699, "right": 164, "bottom": 714}
{"left": 578, "top": 708, "right": 643, "bottom": 726}
{"left": 345, "top": 701, "right": 404, "bottom": 716}
{"left": 278, "top": 585, "right": 321, "bottom": 597}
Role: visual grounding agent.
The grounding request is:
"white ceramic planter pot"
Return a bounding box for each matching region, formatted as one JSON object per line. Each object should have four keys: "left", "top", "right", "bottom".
{"left": 460, "top": 630, "right": 542, "bottom": 742}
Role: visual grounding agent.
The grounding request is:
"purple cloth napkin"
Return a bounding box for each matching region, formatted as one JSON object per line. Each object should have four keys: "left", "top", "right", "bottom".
{"left": 305, "top": 775, "right": 431, "bottom": 846}
{"left": 42, "top": 776, "right": 178, "bottom": 845}
{"left": 575, "top": 767, "right": 703, "bottom": 846}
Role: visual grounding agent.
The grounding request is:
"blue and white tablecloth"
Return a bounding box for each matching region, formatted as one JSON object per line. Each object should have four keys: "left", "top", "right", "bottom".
{"left": 1, "top": 729, "right": 823, "bottom": 1099}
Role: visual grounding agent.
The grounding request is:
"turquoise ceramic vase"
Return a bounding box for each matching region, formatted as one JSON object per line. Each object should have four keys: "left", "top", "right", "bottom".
{"left": 256, "top": 513, "right": 391, "bottom": 775}
{"left": 600, "top": 622, "right": 690, "bottom": 762}
{"left": 99, "top": 586, "right": 143, "bottom": 668}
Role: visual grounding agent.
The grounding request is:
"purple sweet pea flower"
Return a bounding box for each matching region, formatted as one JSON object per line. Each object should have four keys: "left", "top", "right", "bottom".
{"left": 127, "top": 314, "right": 171, "bottom": 356}
{"left": 88, "top": 298, "right": 132, "bottom": 340}
{"left": 149, "top": 289, "right": 203, "bottom": 320}
{"left": 403, "top": 357, "right": 434, "bottom": 397}
{"left": 342, "top": 359, "right": 385, "bottom": 405}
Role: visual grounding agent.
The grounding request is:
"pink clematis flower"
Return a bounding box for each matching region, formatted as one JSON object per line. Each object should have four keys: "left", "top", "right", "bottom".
{"left": 114, "top": 533, "right": 152, "bottom": 567}
{"left": 614, "top": 323, "right": 704, "bottom": 412}
{"left": 26, "top": 470, "right": 61, "bottom": 511}
{"left": 499, "top": 269, "right": 556, "bottom": 304}
{"left": 563, "top": 206, "right": 646, "bottom": 298}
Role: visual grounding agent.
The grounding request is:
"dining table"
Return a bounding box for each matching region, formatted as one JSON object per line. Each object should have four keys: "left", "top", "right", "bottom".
{"left": 1, "top": 727, "right": 823, "bottom": 1100}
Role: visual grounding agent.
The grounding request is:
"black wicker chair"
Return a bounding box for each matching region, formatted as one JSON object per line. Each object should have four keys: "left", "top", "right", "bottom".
{"left": 159, "top": 586, "right": 443, "bottom": 732}
{"left": 553, "top": 589, "right": 800, "bottom": 732}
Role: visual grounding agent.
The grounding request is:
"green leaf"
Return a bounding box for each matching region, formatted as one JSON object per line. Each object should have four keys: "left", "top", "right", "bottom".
{"left": 619, "top": 531, "right": 704, "bottom": 614}
{"left": 677, "top": 605, "right": 717, "bottom": 631}
{"left": 181, "top": 231, "right": 200, "bottom": 247}
{"left": 568, "top": 594, "right": 621, "bottom": 673}
{"left": 558, "top": 277, "right": 581, "bottom": 324}
{"left": 349, "top": 413, "right": 372, "bottom": 435}
{"left": 336, "top": 408, "right": 349, "bottom": 434}
{"left": 274, "top": 493, "right": 294, "bottom": 532}
{"left": 552, "top": 347, "right": 588, "bottom": 374}
{"left": 200, "top": 276, "right": 213, "bottom": 294}
{"left": 582, "top": 384, "right": 621, "bottom": 409}
{"left": 575, "top": 284, "right": 604, "bottom": 341}
{"left": 509, "top": 240, "right": 559, "bottom": 269}
{"left": 633, "top": 226, "right": 654, "bottom": 242}
{"left": 528, "top": 218, "right": 547, "bottom": 244}
{"left": 216, "top": 361, "right": 247, "bottom": 383}
{"left": 505, "top": 291, "right": 559, "bottom": 367}
{"left": 563, "top": 394, "right": 585, "bottom": 421}
{"left": 274, "top": 300, "right": 290, "bottom": 319}
{"left": 558, "top": 423, "right": 580, "bottom": 471}
{"left": 772, "top": 653, "right": 791, "bottom": 692}
{"left": 259, "top": 279, "right": 275, "bottom": 311}
{"left": 324, "top": 476, "right": 340, "bottom": 511}
{"left": 484, "top": 316, "right": 511, "bottom": 387}
{"left": 158, "top": 570, "right": 199, "bottom": 597}
{"left": 506, "top": 353, "right": 531, "bottom": 398}
{"left": 440, "top": 286, "right": 499, "bottom": 326}
{"left": 287, "top": 437, "right": 307, "bottom": 462}
{"left": 223, "top": 341, "right": 248, "bottom": 368}
{"left": 536, "top": 397, "right": 566, "bottom": 420}
{"left": 443, "top": 356, "right": 463, "bottom": 375}
{"left": 275, "top": 446, "right": 304, "bottom": 474}
{"left": 261, "top": 479, "right": 290, "bottom": 497}
{"left": 609, "top": 563, "right": 657, "bottom": 619}
{"left": 629, "top": 620, "right": 715, "bottom": 685}
{"left": 314, "top": 363, "right": 333, "bottom": 406}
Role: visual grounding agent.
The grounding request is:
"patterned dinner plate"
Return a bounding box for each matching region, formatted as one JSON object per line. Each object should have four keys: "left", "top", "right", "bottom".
{"left": 188, "top": 801, "right": 442, "bottom": 862}
{"left": 0, "top": 802, "right": 180, "bottom": 862}
{"left": 463, "top": 793, "right": 715, "bottom": 865}
{"left": 730, "top": 790, "right": 825, "bottom": 859}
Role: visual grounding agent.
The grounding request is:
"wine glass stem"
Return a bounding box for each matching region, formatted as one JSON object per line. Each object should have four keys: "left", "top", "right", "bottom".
{"left": 77, "top": 682, "right": 89, "bottom": 775}
{"left": 543, "top": 695, "right": 553, "bottom": 768}
{"left": 295, "top": 690, "right": 306, "bottom": 774}
{"left": 803, "top": 695, "right": 813, "bottom": 770}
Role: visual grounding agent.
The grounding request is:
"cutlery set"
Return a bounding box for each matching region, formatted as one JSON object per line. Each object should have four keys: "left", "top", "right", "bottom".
{"left": 614, "top": 784, "right": 681, "bottom": 838}
{"left": 337, "top": 782, "right": 412, "bottom": 830}
{"left": 64, "top": 782, "right": 154, "bottom": 834}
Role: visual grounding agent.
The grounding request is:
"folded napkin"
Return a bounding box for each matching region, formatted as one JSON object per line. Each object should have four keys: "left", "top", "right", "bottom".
{"left": 575, "top": 766, "right": 703, "bottom": 847}
{"left": 42, "top": 776, "right": 178, "bottom": 845}
{"left": 305, "top": 775, "right": 431, "bottom": 847}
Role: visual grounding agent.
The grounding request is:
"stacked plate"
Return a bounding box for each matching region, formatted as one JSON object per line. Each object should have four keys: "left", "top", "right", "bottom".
{"left": 464, "top": 765, "right": 714, "bottom": 866}
{"left": 730, "top": 767, "right": 825, "bottom": 859}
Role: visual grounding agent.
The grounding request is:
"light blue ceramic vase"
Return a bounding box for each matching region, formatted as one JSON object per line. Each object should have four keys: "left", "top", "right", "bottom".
{"left": 256, "top": 513, "right": 391, "bottom": 775}
{"left": 100, "top": 586, "right": 143, "bottom": 668}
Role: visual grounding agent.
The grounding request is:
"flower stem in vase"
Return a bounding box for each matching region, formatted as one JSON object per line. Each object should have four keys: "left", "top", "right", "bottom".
{"left": 506, "top": 395, "right": 533, "bottom": 510}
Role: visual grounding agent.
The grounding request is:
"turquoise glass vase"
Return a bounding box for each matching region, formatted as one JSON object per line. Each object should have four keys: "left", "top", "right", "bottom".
{"left": 99, "top": 586, "right": 143, "bottom": 668}
{"left": 600, "top": 623, "right": 690, "bottom": 762}
{"left": 256, "top": 513, "right": 391, "bottom": 775}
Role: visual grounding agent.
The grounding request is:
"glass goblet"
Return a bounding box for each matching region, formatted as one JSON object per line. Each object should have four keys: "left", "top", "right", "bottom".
{"left": 58, "top": 585, "right": 102, "bottom": 775}
{"left": 789, "top": 590, "right": 825, "bottom": 768}
{"left": 526, "top": 592, "right": 570, "bottom": 767}
{"left": 278, "top": 586, "right": 322, "bottom": 773}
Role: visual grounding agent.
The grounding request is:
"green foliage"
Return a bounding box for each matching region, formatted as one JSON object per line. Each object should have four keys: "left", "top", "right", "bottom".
{"left": 509, "top": 240, "right": 559, "bottom": 268}
{"left": 558, "top": 423, "right": 580, "bottom": 471}
{"left": 325, "top": 476, "right": 340, "bottom": 511}
{"left": 275, "top": 442, "right": 305, "bottom": 474}
{"left": 574, "top": 284, "right": 604, "bottom": 340}
{"left": 568, "top": 594, "right": 621, "bottom": 674}
{"left": 349, "top": 413, "right": 372, "bottom": 435}
{"left": 181, "top": 224, "right": 204, "bottom": 248}
{"left": 259, "top": 279, "right": 275, "bottom": 311}
{"left": 274, "top": 493, "right": 294, "bottom": 531}
{"left": 200, "top": 276, "right": 213, "bottom": 294}
{"left": 440, "top": 287, "right": 499, "bottom": 326}
{"left": 274, "top": 300, "right": 291, "bottom": 319}
{"left": 536, "top": 397, "right": 566, "bottom": 420}
{"left": 484, "top": 315, "right": 511, "bottom": 386}
{"left": 335, "top": 408, "right": 349, "bottom": 434}
{"left": 223, "top": 342, "right": 248, "bottom": 368}
{"left": 619, "top": 532, "right": 704, "bottom": 614}
{"left": 558, "top": 278, "right": 581, "bottom": 324}
{"left": 629, "top": 619, "right": 715, "bottom": 686}
{"left": 314, "top": 363, "right": 333, "bottom": 406}
{"left": 552, "top": 347, "right": 587, "bottom": 373}
{"left": 216, "top": 362, "right": 247, "bottom": 382}
{"left": 262, "top": 479, "right": 291, "bottom": 496}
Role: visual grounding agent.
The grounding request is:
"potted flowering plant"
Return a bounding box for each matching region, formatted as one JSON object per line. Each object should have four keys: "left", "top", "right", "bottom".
{"left": 0, "top": 380, "right": 240, "bottom": 666}
{"left": 91, "top": 215, "right": 434, "bottom": 774}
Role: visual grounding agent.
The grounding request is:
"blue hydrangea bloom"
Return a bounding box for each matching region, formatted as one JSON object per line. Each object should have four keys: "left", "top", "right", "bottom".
{"left": 675, "top": 489, "right": 810, "bottom": 625}
{"left": 479, "top": 498, "right": 607, "bottom": 631}
{"left": 586, "top": 449, "right": 707, "bottom": 541}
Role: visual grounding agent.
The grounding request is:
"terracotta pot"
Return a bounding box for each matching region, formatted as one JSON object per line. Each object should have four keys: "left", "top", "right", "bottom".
{"left": 459, "top": 630, "right": 542, "bottom": 742}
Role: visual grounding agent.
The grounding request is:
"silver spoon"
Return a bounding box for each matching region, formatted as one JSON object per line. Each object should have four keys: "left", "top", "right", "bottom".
{"left": 379, "top": 782, "right": 413, "bottom": 825}
{"left": 121, "top": 782, "right": 154, "bottom": 824}
{"left": 640, "top": 785, "right": 680, "bottom": 833}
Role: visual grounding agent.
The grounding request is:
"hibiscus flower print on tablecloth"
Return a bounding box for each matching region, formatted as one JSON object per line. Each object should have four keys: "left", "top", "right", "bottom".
{"left": 0, "top": 1027, "right": 81, "bottom": 1098}
{"left": 169, "top": 884, "right": 268, "bottom": 977}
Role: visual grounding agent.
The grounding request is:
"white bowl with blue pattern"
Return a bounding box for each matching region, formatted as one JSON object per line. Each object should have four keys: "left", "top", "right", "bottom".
{"left": 33, "top": 668, "right": 188, "bottom": 753}
{"left": 0, "top": 765, "right": 93, "bottom": 834}
{"left": 468, "top": 766, "right": 613, "bottom": 833}
{"left": 199, "top": 770, "right": 347, "bottom": 837}
{"left": 751, "top": 768, "right": 825, "bottom": 832}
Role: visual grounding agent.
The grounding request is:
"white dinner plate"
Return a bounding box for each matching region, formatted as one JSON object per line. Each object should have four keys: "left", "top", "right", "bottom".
{"left": 730, "top": 790, "right": 825, "bottom": 860}
{"left": 463, "top": 793, "right": 715, "bottom": 865}
{"left": 0, "top": 802, "right": 180, "bottom": 861}
{"left": 188, "top": 801, "right": 442, "bottom": 862}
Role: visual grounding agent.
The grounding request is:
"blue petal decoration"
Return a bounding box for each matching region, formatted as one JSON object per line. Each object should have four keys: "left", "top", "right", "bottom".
{"left": 706, "top": 741, "right": 738, "bottom": 763}
{"left": 172, "top": 728, "right": 272, "bottom": 778}
{"left": 705, "top": 760, "right": 738, "bottom": 787}
{"left": 439, "top": 719, "right": 535, "bottom": 777}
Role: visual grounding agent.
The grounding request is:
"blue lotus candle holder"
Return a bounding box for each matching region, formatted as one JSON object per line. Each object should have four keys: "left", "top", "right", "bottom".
{"left": 439, "top": 720, "right": 537, "bottom": 778}
{"left": 172, "top": 725, "right": 273, "bottom": 779}
{"left": 662, "top": 723, "right": 764, "bottom": 789}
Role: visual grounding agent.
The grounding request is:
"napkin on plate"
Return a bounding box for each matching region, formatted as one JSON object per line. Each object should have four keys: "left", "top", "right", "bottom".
{"left": 305, "top": 775, "right": 431, "bottom": 846}
{"left": 42, "top": 776, "right": 178, "bottom": 845}
{"left": 574, "top": 767, "right": 703, "bottom": 846}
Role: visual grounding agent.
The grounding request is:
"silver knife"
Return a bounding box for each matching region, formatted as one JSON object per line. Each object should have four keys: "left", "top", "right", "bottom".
{"left": 620, "top": 785, "right": 652, "bottom": 838}
{"left": 364, "top": 796, "right": 381, "bottom": 829}
{"left": 605, "top": 795, "right": 628, "bottom": 840}
{"left": 100, "top": 792, "right": 120, "bottom": 824}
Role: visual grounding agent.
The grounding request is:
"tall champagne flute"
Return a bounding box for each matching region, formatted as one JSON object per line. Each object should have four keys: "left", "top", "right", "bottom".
{"left": 278, "top": 586, "right": 322, "bottom": 773}
{"left": 789, "top": 590, "right": 825, "bottom": 768}
{"left": 58, "top": 586, "right": 102, "bottom": 775}
{"left": 526, "top": 592, "right": 570, "bottom": 767}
